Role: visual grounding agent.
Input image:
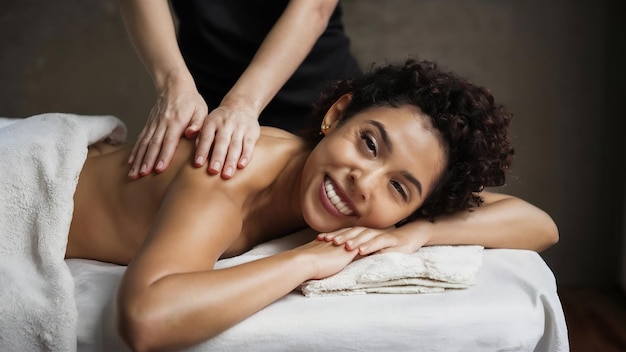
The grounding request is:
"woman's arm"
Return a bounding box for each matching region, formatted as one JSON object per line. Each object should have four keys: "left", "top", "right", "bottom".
{"left": 116, "top": 167, "right": 357, "bottom": 351}
{"left": 319, "top": 191, "right": 560, "bottom": 254}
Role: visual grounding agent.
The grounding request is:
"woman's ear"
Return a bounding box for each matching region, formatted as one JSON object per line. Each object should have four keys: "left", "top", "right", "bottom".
{"left": 321, "top": 93, "right": 352, "bottom": 135}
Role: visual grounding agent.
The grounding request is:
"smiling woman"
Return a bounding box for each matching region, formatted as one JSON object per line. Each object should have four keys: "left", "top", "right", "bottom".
{"left": 62, "top": 59, "right": 557, "bottom": 351}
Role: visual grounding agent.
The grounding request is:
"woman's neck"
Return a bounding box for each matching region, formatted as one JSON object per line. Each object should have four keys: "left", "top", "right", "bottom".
{"left": 242, "top": 139, "right": 311, "bottom": 243}
{"left": 265, "top": 151, "right": 308, "bottom": 227}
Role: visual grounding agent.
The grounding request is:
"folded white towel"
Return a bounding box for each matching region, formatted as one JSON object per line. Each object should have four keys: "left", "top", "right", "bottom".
{"left": 300, "top": 245, "right": 483, "bottom": 297}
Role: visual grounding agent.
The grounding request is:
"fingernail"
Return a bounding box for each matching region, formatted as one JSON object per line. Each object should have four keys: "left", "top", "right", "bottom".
{"left": 196, "top": 156, "right": 204, "bottom": 165}
{"left": 239, "top": 157, "right": 248, "bottom": 167}
{"left": 140, "top": 164, "right": 147, "bottom": 174}
{"left": 212, "top": 161, "right": 221, "bottom": 171}
{"left": 156, "top": 160, "right": 164, "bottom": 171}
{"left": 128, "top": 168, "right": 135, "bottom": 177}
{"left": 224, "top": 166, "right": 234, "bottom": 177}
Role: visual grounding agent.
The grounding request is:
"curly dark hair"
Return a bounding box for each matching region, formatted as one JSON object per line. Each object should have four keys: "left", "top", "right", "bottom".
{"left": 299, "top": 59, "right": 514, "bottom": 222}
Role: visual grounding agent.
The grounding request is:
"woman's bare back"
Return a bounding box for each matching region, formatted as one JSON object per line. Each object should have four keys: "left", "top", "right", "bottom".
{"left": 66, "top": 127, "right": 310, "bottom": 265}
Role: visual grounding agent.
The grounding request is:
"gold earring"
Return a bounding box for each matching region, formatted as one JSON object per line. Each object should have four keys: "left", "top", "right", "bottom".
{"left": 321, "top": 124, "right": 331, "bottom": 130}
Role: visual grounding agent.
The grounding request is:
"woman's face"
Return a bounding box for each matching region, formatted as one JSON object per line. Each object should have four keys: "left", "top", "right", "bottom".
{"left": 300, "top": 104, "right": 447, "bottom": 232}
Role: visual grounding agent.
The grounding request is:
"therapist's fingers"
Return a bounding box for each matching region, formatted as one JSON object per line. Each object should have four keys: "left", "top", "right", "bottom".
{"left": 193, "top": 119, "right": 216, "bottom": 167}
{"left": 137, "top": 124, "right": 168, "bottom": 177}
{"left": 128, "top": 123, "right": 157, "bottom": 179}
{"left": 128, "top": 128, "right": 145, "bottom": 166}
{"left": 221, "top": 129, "right": 244, "bottom": 179}
{"left": 152, "top": 123, "right": 186, "bottom": 173}
{"left": 184, "top": 108, "right": 206, "bottom": 139}
{"left": 207, "top": 127, "right": 233, "bottom": 175}
{"left": 129, "top": 115, "right": 188, "bottom": 178}
{"left": 237, "top": 124, "right": 260, "bottom": 169}
{"left": 150, "top": 105, "right": 208, "bottom": 174}
{"left": 221, "top": 120, "right": 261, "bottom": 178}
{"left": 194, "top": 106, "right": 261, "bottom": 178}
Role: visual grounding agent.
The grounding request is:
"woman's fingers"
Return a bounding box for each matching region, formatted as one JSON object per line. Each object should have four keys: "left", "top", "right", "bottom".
{"left": 317, "top": 226, "right": 415, "bottom": 255}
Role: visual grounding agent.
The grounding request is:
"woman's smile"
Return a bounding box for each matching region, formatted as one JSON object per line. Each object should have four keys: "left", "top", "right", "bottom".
{"left": 319, "top": 176, "right": 357, "bottom": 217}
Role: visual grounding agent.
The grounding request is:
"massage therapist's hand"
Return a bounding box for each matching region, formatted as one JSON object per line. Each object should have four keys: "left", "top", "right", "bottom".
{"left": 318, "top": 225, "right": 429, "bottom": 256}
{"left": 194, "top": 104, "right": 260, "bottom": 179}
{"left": 128, "top": 82, "right": 208, "bottom": 179}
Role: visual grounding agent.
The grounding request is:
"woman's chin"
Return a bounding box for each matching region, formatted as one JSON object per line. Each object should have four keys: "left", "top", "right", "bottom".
{"left": 306, "top": 222, "right": 332, "bottom": 233}
{"left": 304, "top": 217, "right": 340, "bottom": 234}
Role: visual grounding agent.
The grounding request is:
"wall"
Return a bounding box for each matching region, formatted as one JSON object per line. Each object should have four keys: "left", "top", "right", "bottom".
{"left": 608, "top": 0, "right": 626, "bottom": 291}
{"left": 1, "top": 0, "right": 623, "bottom": 286}
{"left": 0, "top": 0, "right": 153, "bottom": 137}
{"left": 619, "top": 186, "right": 626, "bottom": 292}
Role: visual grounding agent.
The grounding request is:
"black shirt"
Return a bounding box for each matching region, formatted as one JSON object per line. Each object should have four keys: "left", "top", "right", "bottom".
{"left": 172, "top": 0, "right": 361, "bottom": 132}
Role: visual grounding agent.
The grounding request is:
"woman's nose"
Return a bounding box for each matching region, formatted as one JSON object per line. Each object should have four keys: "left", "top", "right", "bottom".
{"left": 350, "top": 168, "right": 378, "bottom": 201}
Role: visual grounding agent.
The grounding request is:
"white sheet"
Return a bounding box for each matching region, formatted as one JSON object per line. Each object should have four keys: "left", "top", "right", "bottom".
{"left": 68, "top": 228, "right": 569, "bottom": 352}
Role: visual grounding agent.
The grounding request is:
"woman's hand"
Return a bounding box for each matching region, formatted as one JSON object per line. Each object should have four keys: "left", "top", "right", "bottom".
{"left": 317, "top": 226, "right": 429, "bottom": 256}
{"left": 128, "top": 84, "right": 208, "bottom": 179}
{"left": 293, "top": 239, "right": 360, "bottom": 280}
{"left": 193, "top": 105, "right": 260, "bottom": 179}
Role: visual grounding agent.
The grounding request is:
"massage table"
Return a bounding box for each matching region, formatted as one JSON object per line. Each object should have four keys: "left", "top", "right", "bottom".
{"left": 68, "top": 228, "right": 569, "bottom": 352}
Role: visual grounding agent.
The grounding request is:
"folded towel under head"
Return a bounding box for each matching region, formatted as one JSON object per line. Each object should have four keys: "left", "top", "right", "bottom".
{"left": 300, "top": 245, "right": 483, "bottom": 297}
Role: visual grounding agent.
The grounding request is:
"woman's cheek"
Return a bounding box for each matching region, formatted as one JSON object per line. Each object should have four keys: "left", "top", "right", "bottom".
{"left": 360, "top": 203, "right": 404, "bottom": 228}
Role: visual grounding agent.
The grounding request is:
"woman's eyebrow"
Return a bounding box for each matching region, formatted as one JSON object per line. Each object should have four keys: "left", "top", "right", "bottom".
{"left": 366, "top": 120, "right": 423, "bottom": 197}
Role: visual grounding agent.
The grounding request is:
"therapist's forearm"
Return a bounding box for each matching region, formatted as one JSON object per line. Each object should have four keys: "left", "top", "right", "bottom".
{"left": 117, "top": 0, "right": 194, "bottom": 91}
{"left": 222, "top": 0, "right": 340, "bottom": 115}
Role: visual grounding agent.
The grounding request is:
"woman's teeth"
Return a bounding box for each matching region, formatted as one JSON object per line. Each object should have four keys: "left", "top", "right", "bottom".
{"left": 324, "top": 179, "right": 354, "bottom": 216}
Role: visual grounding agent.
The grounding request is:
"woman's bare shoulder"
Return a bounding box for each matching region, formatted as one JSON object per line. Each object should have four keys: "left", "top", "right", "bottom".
{"left": 260, "top": 125, "right": 294, "bottom": 137}
{"left": 255, "top": 127, "right": 310, "bottom": 168}
{"left": 168, "top": 128, "right": 308, "bottom": 203}
{"left": 258, "top": 126, "right": 309, "bottom": 150}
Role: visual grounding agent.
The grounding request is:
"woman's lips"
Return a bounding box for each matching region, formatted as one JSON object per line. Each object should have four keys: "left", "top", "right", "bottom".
{"left": 319, "top": 176, "right": 356, "bottom": 217}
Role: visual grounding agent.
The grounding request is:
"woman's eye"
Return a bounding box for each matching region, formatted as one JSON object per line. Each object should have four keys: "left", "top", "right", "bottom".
{"left": 391, "top": 180, "right": 408, "bottom": 201}
{"left": 360, "top": 132, "right": 377, "bottom": 156}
